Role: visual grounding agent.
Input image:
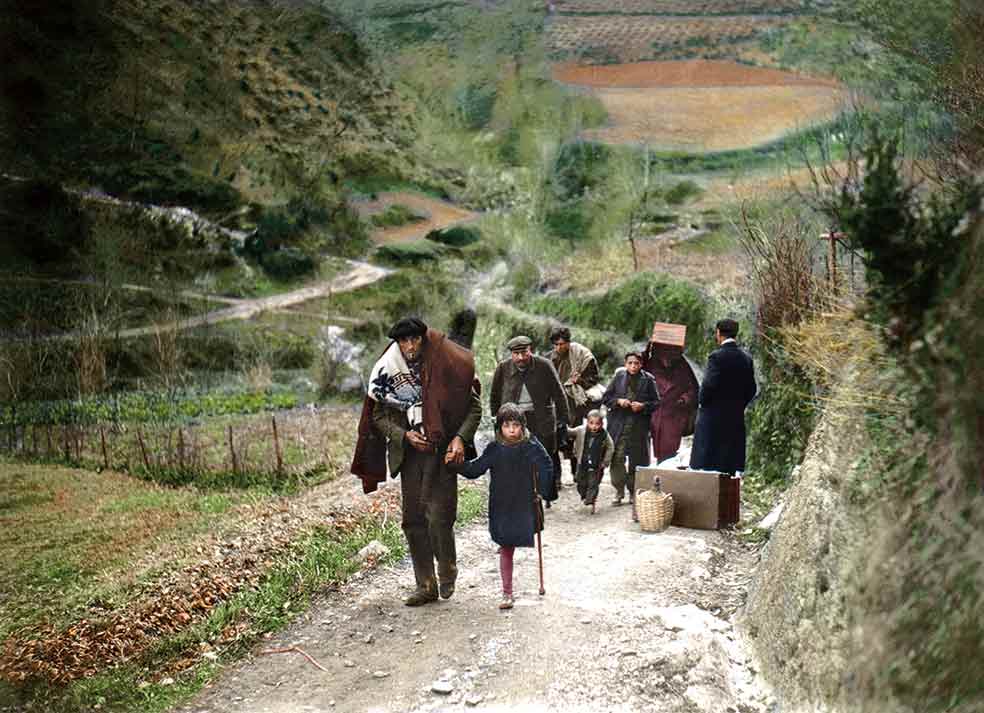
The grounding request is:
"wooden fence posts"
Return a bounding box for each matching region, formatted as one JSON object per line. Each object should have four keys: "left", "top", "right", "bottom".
{"left": 136, "top": 428, "right": 151, "bottom": 471}
{"left": 272, "top": 416, "right": 284, "bottom": 475}
{"left": 3, "top": 413, "right": 316, "bottom": 482}
{"left": 100, "top": 426, "right": 109, "bottom": 470}
{"left": 228, "top": 425, "right": 238, "bottom": 475}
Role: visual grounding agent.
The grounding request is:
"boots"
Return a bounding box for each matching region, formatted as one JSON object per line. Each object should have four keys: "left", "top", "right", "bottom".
{"left": 404, "top": 579, "right": 438, "bottom": 607}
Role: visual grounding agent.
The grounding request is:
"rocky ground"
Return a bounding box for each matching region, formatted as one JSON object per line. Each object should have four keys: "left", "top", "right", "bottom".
{"left": 179, "top": 465, "right": 775, "bottom": 713}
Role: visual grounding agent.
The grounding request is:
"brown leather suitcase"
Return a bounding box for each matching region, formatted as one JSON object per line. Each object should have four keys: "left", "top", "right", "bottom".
{"left": 636, "top": 467, "right": 740, "bottom": 529}
{"left": 718, "top": 474, "right": 741, "bottom": 528}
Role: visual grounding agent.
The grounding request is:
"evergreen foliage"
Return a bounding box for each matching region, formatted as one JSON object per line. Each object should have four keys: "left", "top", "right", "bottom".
{"left": 525, "top": 273, "right": 714, "bottom": 361}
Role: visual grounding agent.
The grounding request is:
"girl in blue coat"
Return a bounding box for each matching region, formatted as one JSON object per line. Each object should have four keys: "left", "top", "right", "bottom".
{"left": 450, "top": 403, "right": 555, "bottom": 609}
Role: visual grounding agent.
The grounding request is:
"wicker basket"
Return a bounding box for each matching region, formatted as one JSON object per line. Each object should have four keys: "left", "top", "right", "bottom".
{"left": 636, "top": 489, "right": 674, "bottom": 533}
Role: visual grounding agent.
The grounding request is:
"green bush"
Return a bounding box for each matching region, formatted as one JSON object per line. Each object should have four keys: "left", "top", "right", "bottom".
{"left": 745, "top": 347, "right": 817, "bottom": 484}
{"left": 833, "top": 131, "right": 982, "bottom": 348}
{"left": 664, "top": 180, "right": 704, "bottom": 206}
{"left": 91, "top": 162, "right": 241, "bottom": 214}
{"left": 0, "top": 388, "right": 299, "bottom": 427}
{"left": 550, "top": 142, "right": 613, "bottom": 201}
{"left": 545, "top": 204, "right": 590, "bottom": 243}
{"left": 260, "top": 247, "right": 316, "bottom": 280}
{"left": 374, "top": 240, "right": 445, "bottom": 265}
{"left": 525, "top": 272, "right": 714, "bottom": 361}
{"left": 426, "top": 225, "right": 480, "bottom": 247}
{"left": 370, "top": 203, "right": 426, "bottom": 228}
{"left": 453, "top": 82, "right": 497, "bottom": 130}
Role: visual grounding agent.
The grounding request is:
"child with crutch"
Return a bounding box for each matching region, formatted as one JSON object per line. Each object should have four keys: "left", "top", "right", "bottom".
{"left": 567, "top": 409, "right": 614, "bottom": 514}
{"left": 448, "top": 403, "right": 554, "bottom": 609}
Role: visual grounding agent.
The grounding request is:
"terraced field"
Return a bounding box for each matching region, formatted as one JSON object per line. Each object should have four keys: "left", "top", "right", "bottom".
{"left": 549, "top": 13, "right": 799, "bottom": 62}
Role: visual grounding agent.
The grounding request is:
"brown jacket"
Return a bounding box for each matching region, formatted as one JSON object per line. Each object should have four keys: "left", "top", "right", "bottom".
{"left": 351, "top": 329, "right": 480, "bottom": 493}
{"left": 489, "top": 355, "right": 570, "bottom": 452}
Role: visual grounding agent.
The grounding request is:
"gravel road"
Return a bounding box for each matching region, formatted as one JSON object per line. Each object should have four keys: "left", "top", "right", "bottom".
{"left": 181, "top": 466, "right": 775, "bottom": 713}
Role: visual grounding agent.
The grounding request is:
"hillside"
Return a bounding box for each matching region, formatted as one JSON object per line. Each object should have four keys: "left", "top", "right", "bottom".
{"left": 0, "top": 0, "right": 422, "bottom": 215}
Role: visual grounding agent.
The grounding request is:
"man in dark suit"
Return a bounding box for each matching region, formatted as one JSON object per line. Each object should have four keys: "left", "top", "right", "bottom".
{"left": 690, "top": 319, "right": 757, "bottom": 474}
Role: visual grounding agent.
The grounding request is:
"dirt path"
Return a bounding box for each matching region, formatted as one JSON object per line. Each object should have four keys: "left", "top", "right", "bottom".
{"left": 355, "top": 192, "right": 480, "bottom": 245}
{"left": 180, "top": 466, "right": 774, "bottom": 713}
{"left": 26, "top": 261, "right": 390, "bottom": 342}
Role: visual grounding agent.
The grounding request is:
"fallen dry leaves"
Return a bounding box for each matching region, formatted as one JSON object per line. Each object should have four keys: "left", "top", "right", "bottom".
{"left": 0, "top": 481, "right": 402, "bottom": 686}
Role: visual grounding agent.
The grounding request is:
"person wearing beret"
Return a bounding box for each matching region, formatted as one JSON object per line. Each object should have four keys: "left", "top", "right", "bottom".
{"left": 351, "top": 317, "right": 482, "bottom": 606}
{"left": 489, "top": 335, "right": 570, "bottom": 502}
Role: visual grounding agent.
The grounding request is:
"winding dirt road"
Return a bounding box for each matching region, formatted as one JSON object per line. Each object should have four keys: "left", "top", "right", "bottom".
{"left": 19, "top": 261, "right": 391, "bottom": 342}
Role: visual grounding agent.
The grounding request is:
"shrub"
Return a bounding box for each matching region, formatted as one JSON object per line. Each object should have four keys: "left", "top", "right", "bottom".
{"left": 550, "top": 141, "right": 613, "bottom": 201}
{"left": 664, "top": 180, "right": 704, "bottom": 206}
{"left": 745, "top": 347, "right": 816, "bottom": 484}
{"left": 426, "top": 225, "right": 480, "bottom": 247}
{"left": 453, "top": 82, "right": 497, "bottom": 130}
{"left": 260, "top": 247, "right": 316, "bottom": 280}
{"left": 370, "top": 203, "right": 426, "bottom": 228}
{"left": 314, "top": 325, "right": 364, "bottom": 397}
{"left": 545, "top": 204, "right": 590, "bottom": 244}
{"left": 91, "top": 162, "right": 241, "bottom": 214}
{"left": 526, "top": 272, "right": 714, "bottom": 361}
{"left": 832, "top": 131, "right": 982, "bottom": 347}
{"left": 374, "top": 241, "right": 445, "bottom": 266}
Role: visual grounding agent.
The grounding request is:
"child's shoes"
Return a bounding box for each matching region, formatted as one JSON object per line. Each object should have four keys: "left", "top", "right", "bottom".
{"left": 498, "top": 594, "right": 514, "bottom": 610}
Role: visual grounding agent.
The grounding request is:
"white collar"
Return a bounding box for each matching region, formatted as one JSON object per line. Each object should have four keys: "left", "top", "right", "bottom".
{"left": 721, "top": 338, "right": 737, "bottom": 346}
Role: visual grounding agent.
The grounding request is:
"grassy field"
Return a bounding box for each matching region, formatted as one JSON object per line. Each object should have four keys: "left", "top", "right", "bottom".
{"left": 0, "top": 445, "right": 488, "bottom": 711}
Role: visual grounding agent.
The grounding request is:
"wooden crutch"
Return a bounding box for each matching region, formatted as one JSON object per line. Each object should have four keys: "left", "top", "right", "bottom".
{"left": 532, "top": 465, "right": 546, "bottom": 596}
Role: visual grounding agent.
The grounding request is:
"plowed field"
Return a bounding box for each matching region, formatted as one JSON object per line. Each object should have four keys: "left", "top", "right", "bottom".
{"left": 553, "top": 0, "right": 811, "bottom": 13}
{"left": 555, "top": 59, "right": 844, "bottom": 152}
{"left": 553, "top": 59, "right": 839, "bottom": 88}
{"left": 583, "top": 85, "right": 843, "bottom": 151}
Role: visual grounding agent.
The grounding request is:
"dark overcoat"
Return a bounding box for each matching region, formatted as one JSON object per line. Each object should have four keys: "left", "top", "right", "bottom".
{"left": 457, "top": 436, "right": 555, "bottom": 547}
{"left": 490, "top": 355, "right": 570, "bottom": 452}
{"left": 602, "top": 367, "right": 661, "bottom": 466}
{"left": 689, "top": 342, "right": 757, "bottom": 474}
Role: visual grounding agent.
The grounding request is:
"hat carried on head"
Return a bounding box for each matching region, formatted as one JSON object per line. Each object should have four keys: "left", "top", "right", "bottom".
{"left": 506, "top": 335, "right": 533, "bottom": 352}
{"left": 388, "top": 317, "right": 428, "bottom": 340}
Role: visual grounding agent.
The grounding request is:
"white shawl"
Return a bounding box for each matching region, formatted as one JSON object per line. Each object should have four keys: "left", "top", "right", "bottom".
{"left": 368, "top": 341, "right": 424, "bottom": 430}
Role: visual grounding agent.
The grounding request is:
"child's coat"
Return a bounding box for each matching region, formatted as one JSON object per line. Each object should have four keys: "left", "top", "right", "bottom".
{"left": 457, "top": 434, "right": 554, "bottom": 547}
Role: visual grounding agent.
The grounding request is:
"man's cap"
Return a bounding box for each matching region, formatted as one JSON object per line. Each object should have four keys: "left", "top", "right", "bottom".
{"left": 388, "top": 317, "right": 428, "bottom": 340}
{"left": 506, "top": 335, "right": 533, "bottom": 351}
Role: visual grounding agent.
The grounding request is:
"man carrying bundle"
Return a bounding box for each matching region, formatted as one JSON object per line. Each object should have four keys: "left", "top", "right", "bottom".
{"left": 351, "top": 317, "right": 481, "bottom": 607}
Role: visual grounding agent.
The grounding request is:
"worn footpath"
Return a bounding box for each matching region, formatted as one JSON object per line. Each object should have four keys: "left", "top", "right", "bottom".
{"left": 180, "top": 463, "right": 775, "bottom": 713}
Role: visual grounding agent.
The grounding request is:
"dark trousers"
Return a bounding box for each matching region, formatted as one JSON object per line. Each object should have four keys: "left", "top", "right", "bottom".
{"left": 575, "top": 466, "right": 602, "bottom": 504}
{"left": 401, "top": 448, "right": 458, "bottom": 590}
{"left": 610, "top": 434, "right": 642, "bottom": 499}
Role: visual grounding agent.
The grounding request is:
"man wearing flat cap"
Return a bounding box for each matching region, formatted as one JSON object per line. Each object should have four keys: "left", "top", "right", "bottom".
{"left": 351, "top": 317, "right": 481, "bottom": 606}
{"left": 490, "top": 335, "right": 570, "bottom": 501}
